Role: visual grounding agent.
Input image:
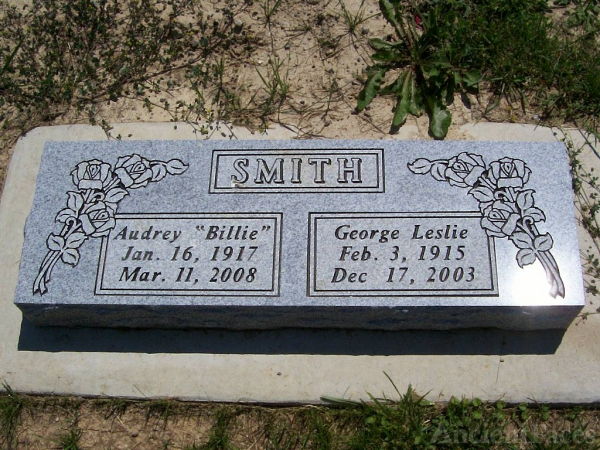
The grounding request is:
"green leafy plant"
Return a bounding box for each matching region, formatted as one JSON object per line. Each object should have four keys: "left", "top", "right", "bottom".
{"left": 554, "top": 0, "right": 600, "bottom": 29}
{"left": 357, "top": 0, "right": 481, "bottom": 139}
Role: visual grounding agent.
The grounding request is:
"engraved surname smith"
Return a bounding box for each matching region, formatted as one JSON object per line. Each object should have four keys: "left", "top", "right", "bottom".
{"left": 210, "top": 149, "right": 384, "bottom": 193}
{"left": 230, "top": 157, "right": 362, "bottom": 185}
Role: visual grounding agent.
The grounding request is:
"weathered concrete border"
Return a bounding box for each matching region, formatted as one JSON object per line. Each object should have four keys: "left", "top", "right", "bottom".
{"left": 1, "top": 122, "right": 599, "bottom": 404}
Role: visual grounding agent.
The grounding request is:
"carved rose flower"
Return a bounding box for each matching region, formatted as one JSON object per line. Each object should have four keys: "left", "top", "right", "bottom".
{"left": 71, "top": 160, "right": 113, "bottom": 190}
{"left": 114, "top": 154, "right": 154, "bottom": 188}
{"left": 79, "top": 202, "right": 115, "bottom": 237}
{"left": 487, "top": 158, "right": 531, "bottom": 188}
{"left": 480, "top": 200, "right": 520, "bottom": 237}
{"left": 444, "top": 152, "right": 486, "bottom": 187}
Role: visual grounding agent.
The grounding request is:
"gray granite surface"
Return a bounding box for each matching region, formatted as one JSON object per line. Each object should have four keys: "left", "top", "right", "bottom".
{"left": 14, "top": 140, "right": 585, "bottom": 329}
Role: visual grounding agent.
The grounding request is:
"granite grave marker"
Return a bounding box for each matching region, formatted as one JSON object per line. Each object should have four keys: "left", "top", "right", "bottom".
{"left": 14, "top": 140, "right": 585, "bottom": 329}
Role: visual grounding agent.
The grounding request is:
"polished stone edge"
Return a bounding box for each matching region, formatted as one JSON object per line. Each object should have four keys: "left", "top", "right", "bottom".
{"left": 17, "top": 303, "right": 582, "bottom": 330}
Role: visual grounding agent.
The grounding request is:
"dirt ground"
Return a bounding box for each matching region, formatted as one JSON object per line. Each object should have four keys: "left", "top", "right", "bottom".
{"left": 6, "top": 396, "right": 600, "bottom": 449}
{"left": 0, "top": 0, "right": 545, "bottom": 190}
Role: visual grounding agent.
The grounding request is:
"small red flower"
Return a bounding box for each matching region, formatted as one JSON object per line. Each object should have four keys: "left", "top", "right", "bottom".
{"left": 414, "top": 13, "right": 422, "bottom": 29}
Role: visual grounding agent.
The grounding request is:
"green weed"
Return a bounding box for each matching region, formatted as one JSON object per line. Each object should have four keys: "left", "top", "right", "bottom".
{"left": 201, "top": 407, "right": 238, "bottom": 450}
{"left": 555, "top": 0, "right": 600, "bottom": 29}
{"left": 345, "top": 384, "right": 435, "bottom": 449}
{"left": 56, "top": 427, "right": 82, "bottom": 450}
{"left": 256, "top": 56, "right": 290, "bottom": 119}
{"left": 146, "top": 399, "right": 174, "bottom": 423}
{"left": 95, "top": 397, "right": 131, "bottom": 419}
{"left": 0, "top": 0, "right": 250, "bottom": 136}
{"left": 260, "top": 0, "right": 283, "bottom": 26}
{"left": 359, "top": 0, "right": 600, "bottom": 137}
{"left": 566, "top": 131, "right": 600, "bottom": 300}
{"left": 339, "top": 0, "right": 378, "bottom": 36}
{"left": 428, "top": 397, "right": 512, "bottom": 448}
{"left": 0, "top": 383, "right": 25, "bottom": 450}
{"left": 357, "top": 1, "right": 481, "bottom": 138}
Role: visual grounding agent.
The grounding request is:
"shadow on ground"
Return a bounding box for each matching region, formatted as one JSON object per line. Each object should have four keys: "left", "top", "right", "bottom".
{"left": 18, "top": 318, "right": 565, "bottom": 355}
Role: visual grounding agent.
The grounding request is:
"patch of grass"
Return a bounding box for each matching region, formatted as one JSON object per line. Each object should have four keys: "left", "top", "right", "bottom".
{"left": 201, "top": 407, "right": 238, "bottom": 450}
{"left": 0, "top": 389, "right": 599, "bottom": 448}
{"left": 0, "top": 0, "right": 254, "bottom": 140}
{"left": 555, "top": 0, "right": 600, "bottom": 29}
{"left": 342, "top": 384, "right": 437, "bottom": 449}
{"left": 56, "top": 426, "right": 82, "bottom": 450}
{"left": 566, "top": 131, "right": 600, "bottom": 303}
{"left": 256, "top": 56, "right": 290, "bottom": 119}
{"left": 427, "top": 397, "right": 512, "bottom": 448}
{"left": 321, "top": 375, "right": 600, "bottom": 449}
{"left": 146, "top": 399, "right": 174, "bottom": 423}
{"left": 0, "top": 383, "right": 25, "bottom": 450}
{"left": 359, "top": 0, "right": 600, "bottom": 136}
{"left": 260, "top": 0, "right": 283, "bottom": 26}
{"left": 339, "top": 0, "right": 378, "bottom": 36}
{"left": 94, "top": 397, "right": 131, "bottom": 419}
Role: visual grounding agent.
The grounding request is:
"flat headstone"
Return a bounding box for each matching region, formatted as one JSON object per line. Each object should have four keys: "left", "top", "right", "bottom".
{"left": 14, "top": 139, "right": 584, "bottom": 329}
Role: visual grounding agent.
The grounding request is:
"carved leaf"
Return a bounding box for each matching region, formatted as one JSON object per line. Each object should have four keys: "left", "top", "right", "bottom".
{"left": 516, "top": 248, "right": 536, "bottom": 268}
{"left": 56, "top": 208, "right": 75, "bottom": 223}
{"left": 66, "top": 232, "right": 87, "bottom": 248}
{"left": 66, "top": 191, "right": 84, "bottom": 212}
{"left": 407, "top": 158, "right": 432, "bottom": 174}
{"left": 47, "top": 234, "right": 65, "bottom": 251}
{"left": 524, "top": 207, "right": 546, "bottom": 223}
{"left": 517, "top": 190, "right": 535, "bottom": 211}
{"left": 469, "top": 186, "right": 495, "bottom": 203}
{"left": 167, "top": 159, "right": 189, "bottom": 175}
{"left": 61, "top": 247, "right": 80, "bottom": 266}
{"left": 104, "top": 187, "right": 129, "bottom": 203}
{"left": 151, "top": 163, "right": 167, "bottom": 182}
{"left": 510, "top": 232, "right": 533, "bottom": 249}
{"left": 534, "top": 233, "right": 554, "bottom": 252}
{"left": 430, "top": 162, "right": 448, "bottom": 181}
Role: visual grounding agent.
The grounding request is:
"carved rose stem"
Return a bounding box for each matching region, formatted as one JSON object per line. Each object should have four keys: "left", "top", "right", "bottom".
{"left": 500, "top": 184, "right": 565, "bottom": 297}
{"left": 33, "top": 219, "right": 84, "bottom": 295}
{"left": 513, "top": 218, "right": 564, "bottom": 298}
{"left": 531, "top": 223, "right": 565, "bottom": 298}
{"left": 33, "top": 252, "right": 55, "bottom": 294}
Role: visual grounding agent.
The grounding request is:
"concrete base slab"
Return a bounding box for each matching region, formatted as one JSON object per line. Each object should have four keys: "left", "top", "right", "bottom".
{"left": 1, "top": 122, "right": 599, "bottom": 404}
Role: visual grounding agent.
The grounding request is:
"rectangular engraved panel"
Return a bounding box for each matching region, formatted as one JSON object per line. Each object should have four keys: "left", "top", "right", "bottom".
{"left": 96, "top": 213, "right": 281, "bottom": 296}
{"left": 308, "top": 212, "right": 498, "bottom": 296}
{"left": 209, "top": 149, "right": 384, "bottom": 193}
